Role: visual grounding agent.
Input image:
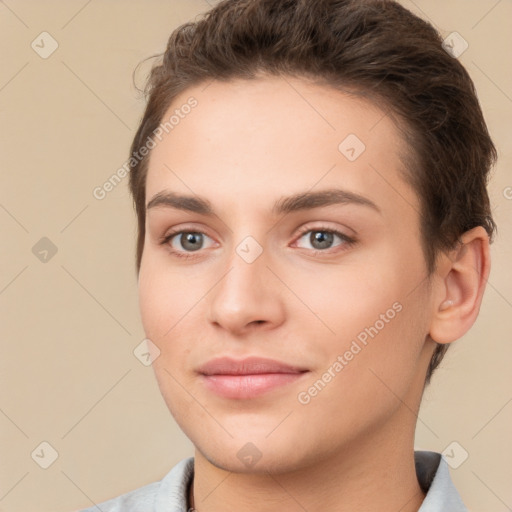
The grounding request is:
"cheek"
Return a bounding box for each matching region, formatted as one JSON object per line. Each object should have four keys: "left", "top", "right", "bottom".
{"left": 138, "top": 252, "right": 203, "bottom": 344}
{"left": 290, "top": 261, "right": 400, "bottom": 343}
{"left": 138, "top": 260, "right": 199, "bottom": 418}
{"left": 292, "top": 251, "right": 429, "bottom": 384}
{"left": 294, "top": 294, "right": 429, "bottom": 442}
{"left": 138, "top": 266, "right": 168, "bottom": 342}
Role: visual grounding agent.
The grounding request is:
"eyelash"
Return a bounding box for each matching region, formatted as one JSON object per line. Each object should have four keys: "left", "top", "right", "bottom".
{"left": 159, "top": 226, "right": 356, "bottom": 260}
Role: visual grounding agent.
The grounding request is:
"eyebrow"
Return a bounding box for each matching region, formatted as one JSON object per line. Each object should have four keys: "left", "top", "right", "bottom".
{"left": 146, "top": 188, "right": 381, "bottom": 216}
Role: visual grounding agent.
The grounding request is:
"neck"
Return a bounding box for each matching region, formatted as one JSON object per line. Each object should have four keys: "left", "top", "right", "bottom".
{"left": 189, "top": 416, "right": 425, "bottom": 512}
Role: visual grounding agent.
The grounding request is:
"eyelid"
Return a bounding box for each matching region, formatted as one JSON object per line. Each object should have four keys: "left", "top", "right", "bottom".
{"left": 160, "top": 222, "right": 216, "bottom": 241}
{"left": 293, "top": 222, "right": 355, "bottom": 241}
{"left": 160, "top": 226, "right": 217, "bottom": 247}
{"left": 291, "top": 224, "right": 356, "bottom": 250}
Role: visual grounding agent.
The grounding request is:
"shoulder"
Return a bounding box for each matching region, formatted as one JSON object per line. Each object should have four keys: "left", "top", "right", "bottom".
{"left": 76, "top": 457, "right": 194, "bottom": 512}
{"left": 77, "top": 480, "right": 160, "bottom": 512}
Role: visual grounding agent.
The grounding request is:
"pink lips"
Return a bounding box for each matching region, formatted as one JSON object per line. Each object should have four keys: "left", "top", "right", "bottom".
{"left": 198, "top": 356, "right": 309, "bottom": 399}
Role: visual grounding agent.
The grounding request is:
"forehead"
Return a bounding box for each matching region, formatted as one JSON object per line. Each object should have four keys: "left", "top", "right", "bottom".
{"left": 145, "top": 76, "right": 418, "bottom": 217}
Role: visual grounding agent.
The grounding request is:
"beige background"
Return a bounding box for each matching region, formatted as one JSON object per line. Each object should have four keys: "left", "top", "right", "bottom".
{"left": 0, "top": 1, "right": 511, "bottom": 511}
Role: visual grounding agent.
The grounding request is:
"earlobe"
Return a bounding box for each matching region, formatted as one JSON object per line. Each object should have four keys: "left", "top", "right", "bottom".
{"left": 429, "top": 226, "right": 491, "bottom": 344}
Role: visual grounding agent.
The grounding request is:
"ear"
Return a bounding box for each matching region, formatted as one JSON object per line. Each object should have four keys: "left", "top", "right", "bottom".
{"left": 429, "top": 226, "right": 491, "bottom": 344}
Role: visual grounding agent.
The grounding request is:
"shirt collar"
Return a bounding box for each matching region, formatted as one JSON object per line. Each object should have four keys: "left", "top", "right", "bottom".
{"left": 416, "top": 451, "right": 468, "bottom": 511}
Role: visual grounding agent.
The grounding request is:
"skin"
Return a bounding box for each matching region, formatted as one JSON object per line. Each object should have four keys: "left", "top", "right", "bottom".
{"left": 138, "top": 75, "right": 490, "bottom": 512}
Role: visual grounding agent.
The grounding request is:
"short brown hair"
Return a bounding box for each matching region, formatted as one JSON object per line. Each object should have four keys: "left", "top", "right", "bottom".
{"left": 129, "top": 0, "right": 497, "bottom": 383}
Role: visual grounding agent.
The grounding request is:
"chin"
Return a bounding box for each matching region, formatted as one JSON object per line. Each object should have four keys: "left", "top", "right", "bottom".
{"left": 189, "top": 428, "right": 320, "bottom": 475}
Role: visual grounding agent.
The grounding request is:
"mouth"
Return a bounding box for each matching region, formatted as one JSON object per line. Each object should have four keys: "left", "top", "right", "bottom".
{"left": 197, "top": 356, "right": 310, "bottom": 399}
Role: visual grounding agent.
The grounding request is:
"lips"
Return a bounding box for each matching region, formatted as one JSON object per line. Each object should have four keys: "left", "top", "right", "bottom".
{"left": 197, "top": 356, "right": 309, "bottom": 399}
{"left": 198, "top": 356, "right": 308, "bottom": 376}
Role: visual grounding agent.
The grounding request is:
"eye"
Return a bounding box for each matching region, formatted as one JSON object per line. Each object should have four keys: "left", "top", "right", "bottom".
{"left": 161, "top": 230, "right": 216, "bottom": 258}
{"left": 160, "top": 226, "right": 355, "bottom": 260}
{"left": 294, "top": 227, "right": 355, "bottom": 252}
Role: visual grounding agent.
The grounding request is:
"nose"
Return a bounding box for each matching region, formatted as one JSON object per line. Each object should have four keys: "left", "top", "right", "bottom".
{"left": 206, "top": 242, "right": 285, "bottom": 337}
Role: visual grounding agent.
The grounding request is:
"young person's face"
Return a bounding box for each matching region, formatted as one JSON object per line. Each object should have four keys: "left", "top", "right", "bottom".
{"left": 138, "top": 76, "right": 437, "bottom": 472}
